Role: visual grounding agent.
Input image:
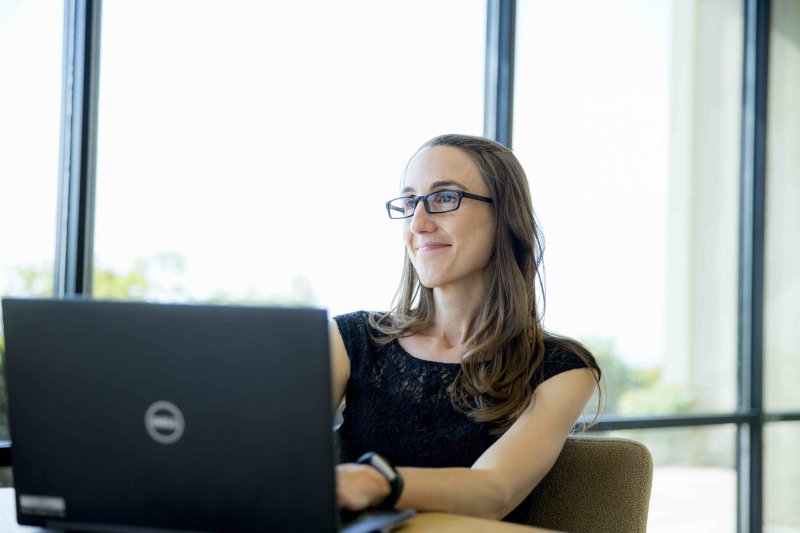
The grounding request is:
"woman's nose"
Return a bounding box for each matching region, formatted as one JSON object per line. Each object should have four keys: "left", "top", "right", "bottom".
{"left": 409, "top": 200, "right": 436, "bottom": 233}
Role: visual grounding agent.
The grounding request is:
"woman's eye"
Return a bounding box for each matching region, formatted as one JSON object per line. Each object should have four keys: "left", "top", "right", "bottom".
{"left": 434, "top": 191, "right": 458, "bottom": 205}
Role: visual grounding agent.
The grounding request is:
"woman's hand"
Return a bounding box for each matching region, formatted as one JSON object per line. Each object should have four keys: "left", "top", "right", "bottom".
{"left": 335, "top": 463, "right": 391, "bottom": 511}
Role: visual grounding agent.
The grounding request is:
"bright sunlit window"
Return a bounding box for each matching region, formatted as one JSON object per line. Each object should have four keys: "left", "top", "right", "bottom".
{"left": 93, "top": 0, "right": 485, "bottom": 317}
{"left": 0, "top": 0, "right": 64, "bottom": 489}
{"left": 514, "top": 0, "right": 743, "bottom": 530}
{"left": 0, "top": 0, "right": 63, "bottom": 439}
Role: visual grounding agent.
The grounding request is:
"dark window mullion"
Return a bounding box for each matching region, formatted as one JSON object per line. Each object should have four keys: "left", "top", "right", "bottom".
{"left": 737, "top": 1, "right": 770, "bottom": 532}
{"left": 484, "top": 0, "right": 515, "bottom": 148}
{"left": 582, "top": 412, "right": 760, "bottom": 432}
{"left": 54, "top": 0, "right": 101, "bottom": 298}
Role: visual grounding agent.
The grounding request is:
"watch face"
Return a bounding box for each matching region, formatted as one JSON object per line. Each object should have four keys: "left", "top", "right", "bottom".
{"left": 358, "top": 452, "right": 404, "bottom": 510}
{"left": 371, "top": 454, "right": 397, "bottom": 481}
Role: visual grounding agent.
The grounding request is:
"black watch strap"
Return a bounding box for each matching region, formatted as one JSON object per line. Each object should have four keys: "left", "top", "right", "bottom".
{"left": 356, "top": 452, "right": 404, "bottom": 510}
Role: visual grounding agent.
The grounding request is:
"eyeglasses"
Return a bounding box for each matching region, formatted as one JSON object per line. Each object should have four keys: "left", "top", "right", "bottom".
{"left": 385, "top": 189, "right": 494, "bottom": 219}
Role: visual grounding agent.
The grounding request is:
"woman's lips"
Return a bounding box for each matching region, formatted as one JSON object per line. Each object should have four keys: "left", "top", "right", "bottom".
{"left": 417, "top": 243, "right": 450, "bottom": 253}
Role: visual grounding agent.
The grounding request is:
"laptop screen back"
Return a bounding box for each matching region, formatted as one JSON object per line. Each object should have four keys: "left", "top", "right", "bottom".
{"left": 2, "top": 298, "right": 337, "bottom": 532}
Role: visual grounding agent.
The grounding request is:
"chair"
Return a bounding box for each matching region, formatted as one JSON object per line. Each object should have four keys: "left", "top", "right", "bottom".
{"left": 504, "top": 436, "right": 653, "bottom": 533}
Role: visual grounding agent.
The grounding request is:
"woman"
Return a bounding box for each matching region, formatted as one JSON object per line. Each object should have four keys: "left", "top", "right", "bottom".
{"left": 330, "top": 134, "right": 601, "bottom": 521}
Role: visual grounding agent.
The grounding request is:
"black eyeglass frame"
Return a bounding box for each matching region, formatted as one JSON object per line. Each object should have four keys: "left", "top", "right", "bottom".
{"left": 385, "top": 189, "right": 494, "bottom": 219}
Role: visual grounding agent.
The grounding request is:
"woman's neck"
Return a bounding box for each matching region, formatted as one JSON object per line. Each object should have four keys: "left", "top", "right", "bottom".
{"left": 427, "top": 274, "right": 489, "bottom": 349}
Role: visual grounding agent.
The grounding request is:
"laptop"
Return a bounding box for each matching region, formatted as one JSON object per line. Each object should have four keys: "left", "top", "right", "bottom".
{"left": 1, "top": 298, "right": 414, "bottom": 533}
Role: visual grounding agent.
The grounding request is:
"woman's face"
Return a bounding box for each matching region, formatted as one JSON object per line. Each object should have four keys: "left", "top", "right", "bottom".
{"left": 401, "top": 145, "right": 496, "bottom": 292}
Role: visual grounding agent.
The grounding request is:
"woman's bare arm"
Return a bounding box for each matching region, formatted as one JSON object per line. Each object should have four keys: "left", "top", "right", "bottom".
{"left": 338, "top": 367, "right": 597, "bottom": 519}
{"left": 329, "top": 320, "right": 350, "bottom": 414}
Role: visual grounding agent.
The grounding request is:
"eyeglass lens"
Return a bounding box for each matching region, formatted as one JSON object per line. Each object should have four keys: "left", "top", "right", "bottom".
{"left": 388, "top": 190, "right": 461, "bottom": 218}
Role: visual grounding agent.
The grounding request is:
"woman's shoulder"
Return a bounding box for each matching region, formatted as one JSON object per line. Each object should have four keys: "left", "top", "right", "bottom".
{"left": 333, "top": 310, "right": 370, "bottom": 337}
{"left": 333, "top": 309, "right": 388, "bottom": 328}
{"left": 538, "top": 336, "right": 601, "bottom": 384}
{"left": 332, "top": 310, "right": 389, "bottom": 353}
{"left": 333, "top": 310, "right": 394, "bottom": 330}
{"left": 332, "top": 309, "right": 370, "bottom": 325}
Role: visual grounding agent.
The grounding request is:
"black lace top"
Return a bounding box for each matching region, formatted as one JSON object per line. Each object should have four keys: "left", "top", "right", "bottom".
{"left": 334, "top": 310, "right": 598, "bottom": 468}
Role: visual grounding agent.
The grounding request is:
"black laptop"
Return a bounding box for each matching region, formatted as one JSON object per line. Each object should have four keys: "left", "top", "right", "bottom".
{"left": 1, "top": 298, "right": 413, "bottom": 533}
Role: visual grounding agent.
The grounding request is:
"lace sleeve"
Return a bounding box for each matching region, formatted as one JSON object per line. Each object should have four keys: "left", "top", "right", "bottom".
{"left": 539, "top": 344, "right": 601, "bottom": 384}
{"left": 332, "top": 310, "right": 371, "bottom": 361}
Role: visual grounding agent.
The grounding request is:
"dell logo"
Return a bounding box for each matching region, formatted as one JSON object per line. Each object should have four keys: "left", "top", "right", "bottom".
{"left": 144, "top": 401, "right": 185, "bottom": 444}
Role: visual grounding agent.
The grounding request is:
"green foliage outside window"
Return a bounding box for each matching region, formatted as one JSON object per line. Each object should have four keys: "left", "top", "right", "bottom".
{"left": 582, "top": 336, "right": 694, "bottom": 417}
{"left": 578, "top": 337, "right": 729, "bottom": 468}
{"left": 3, "top": 252, "right": 317, "bottom": 305}
{"left": 0, "top": 253, "right": 318, "bottom": 444}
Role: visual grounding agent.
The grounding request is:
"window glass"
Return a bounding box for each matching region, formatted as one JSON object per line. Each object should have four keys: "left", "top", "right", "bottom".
{"left": 764, "top": 422, "right": 800, "bottom": 532}
{"left": 0, "top": 0, "right": 64, "bottom": 484}
{"left": 94, "top": 0, "right": 485, "bottom": 315}
{"left": 515, "top": 0, "right": 743, "bottom": 416}
{"left": 764, "top": 0, "right": 800, "bottom": 413}
{"left": 763, "top": 8, "right": 800, "bottom": 530}
{"left": 603, "top": 426, "right": 737, "bottom": 532}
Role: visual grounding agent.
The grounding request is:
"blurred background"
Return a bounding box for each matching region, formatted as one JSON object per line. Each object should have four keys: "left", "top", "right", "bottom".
{"left": 1, "top": 1, "right": 798, "bottom": 531}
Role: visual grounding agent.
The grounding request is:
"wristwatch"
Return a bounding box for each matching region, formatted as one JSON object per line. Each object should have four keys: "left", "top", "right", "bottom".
{"left": 356, "top": 452, "right": 404, "bottom": 510}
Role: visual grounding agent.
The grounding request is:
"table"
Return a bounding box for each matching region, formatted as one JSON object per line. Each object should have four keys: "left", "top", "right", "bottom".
{"left": 403, "top": 512, "right": 555, "bottom": 532}
{"left": 0, "top": 488, "right": 555, "bottom": 532}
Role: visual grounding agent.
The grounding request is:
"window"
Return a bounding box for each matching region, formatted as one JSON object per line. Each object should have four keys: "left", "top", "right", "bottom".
{"left": 514, "top": 0, "right": 743, "bottom": 419}
{"left": 763, "top": 1, "right": 800, "bottom": 530}
{"left": 0, "top": 0, "right": 64, "bottom": 485}
{"left": 93, "top": 0, "right": 485, "bottom": 313}
{"left": 605, "top": 426, "right": 737, "bottom": 531}
{"left": 514, "top": 1, "right": 746, "bottom": 528}
{"left": 764, "top": 0, "right": 800, "bottom": 416}
{"left": 764, "top": 423, "right": 800, "bottom": 532}
{"left": 7, "top": 2, "right": 797, "bottom": 531}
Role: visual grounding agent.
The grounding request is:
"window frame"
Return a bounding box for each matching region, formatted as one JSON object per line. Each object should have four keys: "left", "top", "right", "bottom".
{"left": 2, "top": 1, "right": 794, "bottom": 532}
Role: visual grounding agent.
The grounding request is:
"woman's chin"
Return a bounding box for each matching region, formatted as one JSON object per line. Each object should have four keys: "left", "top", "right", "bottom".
{"left": 417, "top": 275, "right": 453, "bottom": 290}
{"left": 417, "top": 276, "right": 442, "bottom": 289}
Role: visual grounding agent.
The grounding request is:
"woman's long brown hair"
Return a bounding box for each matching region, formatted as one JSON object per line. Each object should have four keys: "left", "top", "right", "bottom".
{"left": 369, "top": 133, "right": 600, "bottom": 435}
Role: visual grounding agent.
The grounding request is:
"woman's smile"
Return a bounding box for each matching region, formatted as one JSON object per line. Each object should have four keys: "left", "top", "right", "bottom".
{"left": 416, "top": 242, "right": 451, "bottom": 253}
